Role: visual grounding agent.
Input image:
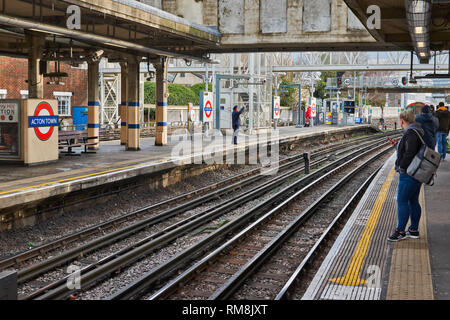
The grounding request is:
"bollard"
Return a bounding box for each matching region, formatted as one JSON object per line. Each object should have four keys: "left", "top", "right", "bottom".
{"left": 303, "top": 152, "right": 310, "bottom": 175}
{"left": 0, "top": 271, "right": 17, "bottom": 300}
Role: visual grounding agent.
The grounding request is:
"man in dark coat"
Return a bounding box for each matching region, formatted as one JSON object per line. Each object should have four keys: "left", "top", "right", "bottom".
{"left": 435, "top": 102, "right": 450, "bottom": 160}
{"left": 232, "top": 105, "right": 245, "bottom": 145}
{"left": 415, "top": 105, "right": 438, "bottom": 149}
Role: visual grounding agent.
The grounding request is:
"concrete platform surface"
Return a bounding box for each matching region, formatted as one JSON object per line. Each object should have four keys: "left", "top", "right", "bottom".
{"left": 0, "top": 125, "right": 372, "bottom": 211}
{"left": 425, "top": 159, "right": 450, "bottom": 300}
{"left": 303, "top": 153, "right": 442, "bottom": 300}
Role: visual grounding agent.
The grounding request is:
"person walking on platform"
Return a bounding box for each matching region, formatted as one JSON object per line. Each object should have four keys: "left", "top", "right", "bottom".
{"left": 232, "top": 105, "right": 245, "bottom": 145}
{"left": 415, "top": 105, "right": 439, "bottom": 149}
{"left": 387, "top": 110, "right": 424, "bottom": 242}
{"left": 305, "top": 105, "right": 312, "bottom": 127}
{"left": 435, "top": 102, "right": 450, "bottom": 160}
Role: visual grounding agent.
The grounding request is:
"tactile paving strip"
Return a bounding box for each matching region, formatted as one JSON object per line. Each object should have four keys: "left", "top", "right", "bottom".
{"left": 303, "top": 154, "right": 399, "bottom": 300}
{"left": 386, "top": 189, "right": 434, "bottom": 300}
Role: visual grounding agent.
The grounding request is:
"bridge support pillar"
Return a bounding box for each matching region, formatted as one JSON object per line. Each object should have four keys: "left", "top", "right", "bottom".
{"left": 155, "top": 57, "right": 168, "bottom": 146}
{"left": 126, "top": 58, "right": 140, "bottom": 151}
{"left": 120, "top": 62, "right": 128, "bottom": 146}
{"left": 88, "top": 60, "right": 100, "bottom": 150}
{"left": 26, "top": 32, "right": 44, "bottom": 99}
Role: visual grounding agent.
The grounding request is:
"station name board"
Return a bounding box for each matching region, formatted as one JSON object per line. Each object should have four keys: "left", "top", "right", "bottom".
{"left": 28, "top": 116, "right": 59, "bottom": 127}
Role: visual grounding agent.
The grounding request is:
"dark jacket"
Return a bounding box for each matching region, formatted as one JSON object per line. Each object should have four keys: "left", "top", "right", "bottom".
{"left": 395, "top": 122, "right": 424, "bottom": 174}
{"left": 232, "top": 107, "right": 245, "bottom": 130}
{"left": 415, "top": 113, "right": 438, "bottom": 148}
{"left": 435, "top": 109, "right": 450, "bottom": 133}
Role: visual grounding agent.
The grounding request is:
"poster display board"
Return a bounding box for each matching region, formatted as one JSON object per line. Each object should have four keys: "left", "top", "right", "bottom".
{"left": 0, "top": 100, "right": 20, "bottom": 158}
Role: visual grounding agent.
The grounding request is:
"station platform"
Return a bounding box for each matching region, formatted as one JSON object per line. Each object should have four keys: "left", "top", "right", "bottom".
{"left": 0, "top": 125, "right": 373, "bottom": 214}
{"left": 302, "top": 154, "right": 450, "bottom": 300}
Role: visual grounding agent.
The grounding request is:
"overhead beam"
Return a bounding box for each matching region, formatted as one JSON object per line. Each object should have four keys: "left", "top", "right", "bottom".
{"left": 344, "top": 0, "right": 387, "bottom": 42}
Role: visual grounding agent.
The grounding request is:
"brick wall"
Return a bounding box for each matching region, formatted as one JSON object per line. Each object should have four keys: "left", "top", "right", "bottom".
{"left": 0, "top": 55, "right": 88, "bottom": 114}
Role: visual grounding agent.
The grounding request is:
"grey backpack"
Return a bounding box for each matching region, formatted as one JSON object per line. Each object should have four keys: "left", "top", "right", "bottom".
{"left": 407, "top": 129, "right": 441, "bottom": 185}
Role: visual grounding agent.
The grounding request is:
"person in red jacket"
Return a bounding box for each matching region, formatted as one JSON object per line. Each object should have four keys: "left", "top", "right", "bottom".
{"left": 305, "top": 106, "right": 312, "bottom": 127}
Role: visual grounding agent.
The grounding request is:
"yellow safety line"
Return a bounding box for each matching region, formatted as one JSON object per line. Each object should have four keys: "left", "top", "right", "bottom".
{"left": 0, "top": 163, "right": 153, "bottom": 196}
{"left": 329, "top": 167, "right": 396, "bottom": 286}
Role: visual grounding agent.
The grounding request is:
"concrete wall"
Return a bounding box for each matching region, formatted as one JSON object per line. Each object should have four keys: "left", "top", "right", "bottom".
{"left": 139, "top": 0, "right": 163, "bottom": 9}
{"left": 161, "top": 0, "right": 375, "bottom": 49}
{"left": 172, "top": 73, "right": 204, "bottom": 86}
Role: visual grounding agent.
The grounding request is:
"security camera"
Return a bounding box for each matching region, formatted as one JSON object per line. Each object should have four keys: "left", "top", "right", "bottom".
{"left": 146, "top": 71, "right": 155, "bottom": 81}
{"left": 86, "top": 50, "right": 104, "bottom": 62}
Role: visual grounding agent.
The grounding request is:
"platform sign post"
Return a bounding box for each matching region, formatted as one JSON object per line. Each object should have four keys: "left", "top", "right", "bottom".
{"left": 273, "top": 96, "right": 280, "bottom": 130}
{"left": 22, "top": 99, "right": 58, "bottom": 165}
{"left": 201, "top": 92, "right": 213, "bottom": 135}
{"left": 310, "top": 97, "right": 316, "bottom": 127}
{"left": 202, "top": 92, "right": 214, "bottom": 123}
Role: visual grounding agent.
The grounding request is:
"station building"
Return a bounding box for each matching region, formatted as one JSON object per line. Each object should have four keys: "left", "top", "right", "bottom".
{"left": 0, "top": 55, "right": 88, "bottom": 120}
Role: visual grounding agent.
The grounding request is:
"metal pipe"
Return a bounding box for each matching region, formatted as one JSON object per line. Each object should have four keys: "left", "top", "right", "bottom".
{"left": 0, "top": 13, "right": 215, "bottom": 64}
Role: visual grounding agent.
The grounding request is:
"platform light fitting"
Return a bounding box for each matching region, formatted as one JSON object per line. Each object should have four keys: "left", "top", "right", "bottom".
{"left": 414, "top": 27, "right": 424, "bottom": 34}
{"left": 104, "top": 42, "right": 128, "bottom": 49}
{"left": 28, "top": 28, "right": 64, "bottom": 37}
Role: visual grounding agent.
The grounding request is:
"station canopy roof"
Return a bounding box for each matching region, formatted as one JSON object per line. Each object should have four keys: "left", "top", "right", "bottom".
{"left": 345, "top": 0, "right": 450, "bottom": 63}
{"left": 0, "top": 0, "right": 221, "bottom": 63}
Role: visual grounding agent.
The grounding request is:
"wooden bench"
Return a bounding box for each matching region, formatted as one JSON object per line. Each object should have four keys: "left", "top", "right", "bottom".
{"left": 59, "top": 131, "right": 82, "bottom": 156}
{"left": 77, "top": 130, "right": 98, "bottom": 154}
{"left": 58, "top": 130, "right": 99, "bottom": 155}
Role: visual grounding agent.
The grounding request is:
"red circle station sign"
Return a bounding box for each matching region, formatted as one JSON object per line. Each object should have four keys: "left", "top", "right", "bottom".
{"left": 274, "top": 102, "right": 280, "bottom": 116}
{"left": 33, "top": 102, "right": 55, "bottom": 141}
{"left": 204, "top": 100, "right": 213, "bottom": 118}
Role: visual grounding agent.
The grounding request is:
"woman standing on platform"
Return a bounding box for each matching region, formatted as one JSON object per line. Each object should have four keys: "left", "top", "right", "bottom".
{"left": 387, "top": 110, "right": 424, "bottom": 242}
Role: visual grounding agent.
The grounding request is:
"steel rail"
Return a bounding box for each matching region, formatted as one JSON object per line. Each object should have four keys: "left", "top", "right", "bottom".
{"left": 28, "top": 148, "right": 341, "bottom": 300}
{"left": 15, "top": 132, "right": 399, "bottom": 285}
{"left": 147, "top": 145, "right": 391, "bottom": 301}
{"left": 111, "top": 142, "right": 392, "bottom": 300}
{"left": 35, "top": 139, "right": 385, "bottom": 300}
{"left": 209, "top": 150, "right": 390, "bottom": 300}
{"left": 14, "top": 148, "right": 312, "bottom": 279}
{"left": 274, "top": 166, "right": 382, "bottom": 300}
{"left": 2, "top": 131, "right": 392, "bottom": 271}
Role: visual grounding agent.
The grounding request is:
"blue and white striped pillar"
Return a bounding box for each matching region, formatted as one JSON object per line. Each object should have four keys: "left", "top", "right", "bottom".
{"left": 120, "top": 62, "right": 128, "bottom": 146}
{"left": 155, "top": 57, "right": 168, "bottom": 146}
{"left": 126, "top": 59, "right": 140, "bottom": 151}
{"left": 87, "top": 60, "right": 100, "bottom": 149}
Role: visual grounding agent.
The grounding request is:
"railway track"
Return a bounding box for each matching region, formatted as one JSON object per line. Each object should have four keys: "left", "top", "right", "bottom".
{"left": 1, "top": 131, "right": 399, "bottom": 274}
{"left": 5, "top": 132, "right": 399, "bottom": 300}
{"left": 114, "top": 142, "right": 391, "bottom": 300}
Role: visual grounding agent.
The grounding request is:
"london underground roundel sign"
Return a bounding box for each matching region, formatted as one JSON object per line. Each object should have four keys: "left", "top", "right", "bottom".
{"left": 273, "top": 96, "right": 280, "bottom": 119}
{"left": 202, "top": 92, "right": 214, "bottom": 123}
{"left": 28, "top": 101, "right": 59, "bottom": 141}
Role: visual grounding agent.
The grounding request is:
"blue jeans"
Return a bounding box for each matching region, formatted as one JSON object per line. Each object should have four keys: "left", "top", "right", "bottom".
{"left": 397, "top": 173, "right": 422, "bottom": 232}
{"left": 436, "top": 132, "right": 448, "bottom": 159}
